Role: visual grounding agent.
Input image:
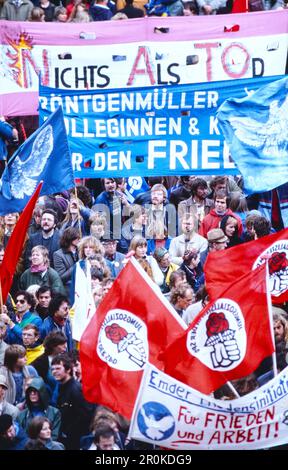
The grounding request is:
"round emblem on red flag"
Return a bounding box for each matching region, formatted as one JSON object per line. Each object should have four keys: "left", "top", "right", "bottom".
{"left": 187, "top": 298, "right": 246, "bottom": 371}
{"left": 97, "top": 308, "right": 149, "bottom": 371}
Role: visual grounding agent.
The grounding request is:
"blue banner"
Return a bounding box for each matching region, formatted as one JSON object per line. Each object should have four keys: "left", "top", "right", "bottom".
{"left": 217, "top": 76, "right": 288, "bottom": 194}
{"left": 0, "top": 107, "right": 74, "bottom": 215}
{"left": 39, "top": 76, "right": 284, "bottom": 178}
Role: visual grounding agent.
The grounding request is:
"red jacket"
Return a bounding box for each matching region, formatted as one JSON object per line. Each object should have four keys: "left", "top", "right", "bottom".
{"left": 199, "top": 208, "right": 243, "bottom": 238}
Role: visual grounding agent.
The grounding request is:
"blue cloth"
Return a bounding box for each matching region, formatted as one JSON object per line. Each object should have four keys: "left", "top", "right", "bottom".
{"left": 146, "top": 238, "right": 171, "bottom": 255}
{"left": 217, "top": 76, "right": 288, "bottom": 195}
{"left": 0, "top": 107, "right": 74, "bottom": 215}
{"left": 6, "top": 311, "right": 43, "bottom": 345}
{"left": 89, "top": 4, "right": 113, "bottom": 21}
{"left": 0, "top": 120, "right": 14, "bottom": 161}
{"left": 125, "top": 177, "right": 149, "bottom": 202}
{"left": 42, "top": 316, "right": 73, "bottom": 352}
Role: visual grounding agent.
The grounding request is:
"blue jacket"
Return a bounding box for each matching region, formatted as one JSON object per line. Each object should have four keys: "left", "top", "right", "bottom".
{"left": 89, "top": 4, "right": 113, "bottom": 21}
{"left": 6, "top": 311, "right": 43, "bottom": 345}
{"left": 0, "top": 423, "right": 28, "bottom": 450}
{"left": 105, "top": 252, "right": 126, "bottom": 279}
{"left": 0, "top": 120, "right": 14, "bottom": 161}
{"left": 42, "top": 316, "right": 73, "bottom": 351}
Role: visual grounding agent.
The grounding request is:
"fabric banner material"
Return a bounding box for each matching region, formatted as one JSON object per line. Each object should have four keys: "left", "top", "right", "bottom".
{"left": 217, "top": 76, "right": 288, "bottom": 193}
{"left": 0, "top": 106, "right": 74, "bottom": 215}
{"left": 204, "top": 228, "right": 288, "bottom": 304}
{"left": 129, "top": 363, "right": 288, "bottom": 450}
{"left": 72, "top": 261, "right": 95, "bottom": 342}
{"left": 0, "top": 10, "right": 287, "bottom": 116}
{"left": 0, "top": 183, "right": 42, "bottom": 303}
{"left": 162, "top": 263, "right": 275, "bottom": 394}
{"left": 80, "top": 257, "right": 186, "bottom": 420}
{"left": 39, "top": 76, "right": 283, "bottom": 178}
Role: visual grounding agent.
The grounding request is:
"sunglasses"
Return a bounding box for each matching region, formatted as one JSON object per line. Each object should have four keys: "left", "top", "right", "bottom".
{"left": 16, "top": 299, "right": 26, "bottom": 304}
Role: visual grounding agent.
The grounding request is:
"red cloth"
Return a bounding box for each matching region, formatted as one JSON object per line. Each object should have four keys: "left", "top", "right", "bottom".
{"left": 0, "top": 183, "right": 42, "bottom": 303}
{"left": 162, "top": 264, "right": 274, "bottom": 394}
{"left": 199, "top": 208, "right": 243, "bottom": 238}
{"left": 204, "top": 228, "right": 288, "bottom": 304}
{"left": 231, "top": 0, "right": 248, "bottom": 13}
{"left": 80, "top": 258, "right": 186, "bottom": 419}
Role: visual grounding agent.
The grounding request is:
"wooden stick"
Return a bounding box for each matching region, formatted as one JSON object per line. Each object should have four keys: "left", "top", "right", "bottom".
{"left": 74, "top": 186, "right": 82, "bottom": 239}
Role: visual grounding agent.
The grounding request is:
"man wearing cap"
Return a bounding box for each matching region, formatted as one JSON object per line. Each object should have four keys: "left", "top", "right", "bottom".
{"left": 153, "top": 247, "right": 179, "bottom": 294}
{"left": 0, "top": 375, "right": 19, "bottom": 420}
{"left": 200, "top": 228, "right": 228, "bottom": 267}
{"left": 0, "top": 414, "right": 28, "bottom": 450}
{"left": 207, "top": 228, "right": 228, "bottom": 252}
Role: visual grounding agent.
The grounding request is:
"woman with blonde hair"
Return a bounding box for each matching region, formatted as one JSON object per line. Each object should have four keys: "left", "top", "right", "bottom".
{"left": 128, "top": 236, "right": 163, "bottom": 285}
{"left": 146, "top": 219, "right": 171, "bottom": 255}
{"left": 78, "top": 236, "right": 104, "bottom": 259}
{"left": 19, "top": 245, "right": 65, "bottom": 295}
{"left": 89, "top": 213, "right": 108, "bottom": 240}
{"left": 70, "top": 236, "right": 107, "bottom": 305}
{"left": 60, "top": 197, "right": 87, "bottom": 236}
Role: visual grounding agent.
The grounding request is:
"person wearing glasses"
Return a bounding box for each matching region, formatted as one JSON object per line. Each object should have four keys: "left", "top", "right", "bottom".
{"left": 0, "top": 291, "right": 43, "bottom": 346}
{"left": 22, "top": 325, "right": 44, "bottom": 365}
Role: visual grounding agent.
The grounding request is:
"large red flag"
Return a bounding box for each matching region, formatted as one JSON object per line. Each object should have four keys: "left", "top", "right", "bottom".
{"left": 0, "top": 182, "right": 42, "bottom": 303}
{"left": 80, "top": 257, "right": 186, "bottom": 420}
{"left": 205, "top": 228, "right": 288, "bottom": 304}
{"left": 162, "top": 264, "right": 275, "bottom": 394}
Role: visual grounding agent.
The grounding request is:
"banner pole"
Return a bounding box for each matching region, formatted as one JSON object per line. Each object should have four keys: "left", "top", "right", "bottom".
{"left": 265, "top": 260, "right": 278, "bottom": 377}
{"left": 226, "top": 380, "right": 240, "bottom": 398}
{"left": 74, "top": 186, "right": 82, "bottom": 239}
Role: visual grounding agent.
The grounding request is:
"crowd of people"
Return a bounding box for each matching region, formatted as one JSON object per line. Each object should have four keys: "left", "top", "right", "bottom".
{"left": 0, "top": 0, "right": 287, "bottom": 451}
{"left": 0, "top": 171, "right": 286, "bottom": 450}
{"left": 0, "top": 0, "right": 286, "bottom": 23}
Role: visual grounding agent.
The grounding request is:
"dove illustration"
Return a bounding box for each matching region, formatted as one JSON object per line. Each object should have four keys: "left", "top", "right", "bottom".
{"left": 140, "top": 408, "right": 174, "bottom": 440}
{"left": 228, "top": 95, "right": 288, "bottom": 157}
{"left": 8, "top": 125, "right": 54, "bottom": 199}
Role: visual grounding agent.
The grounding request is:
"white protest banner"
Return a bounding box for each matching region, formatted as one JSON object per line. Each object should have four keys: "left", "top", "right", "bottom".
{"left": 0, "top": 10, "right": 287, "bottom": 116}
{"left": 129, "top": 363, "right": 288, "bottom": 450}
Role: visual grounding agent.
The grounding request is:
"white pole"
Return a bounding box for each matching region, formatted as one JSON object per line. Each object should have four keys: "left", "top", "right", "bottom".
{"left": 265, "top": 260, "right": 278, "bottom": 378}
{"left": 226, "top": 380, "right": 240, "bottom": 398}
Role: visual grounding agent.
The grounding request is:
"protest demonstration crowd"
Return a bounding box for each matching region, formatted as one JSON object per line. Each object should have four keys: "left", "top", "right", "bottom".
{"left": 0, "top": 0, "right": 287, "bottom": 454}
{"left": 0, "top": 0, "right": 286, "bottom": 23}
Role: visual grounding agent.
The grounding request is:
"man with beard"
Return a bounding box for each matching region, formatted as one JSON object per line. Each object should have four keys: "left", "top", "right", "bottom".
{"left": 24, "top": 209, "right": 61, "bottom": 269}
{"left": 273, "top": 312, "right": 288, "bottom": 371}
{"left": 169, "top": 214, "right": 208, "bottom": 265}
{"left": 178, "top": 178, "right": 213, "bottom": 231}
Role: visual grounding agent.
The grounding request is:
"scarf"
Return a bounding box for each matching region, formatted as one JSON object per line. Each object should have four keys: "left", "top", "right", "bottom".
{"left": 30, "top": 264, "right": 47, "bottom": 273}
{"left": 53, "top": 316, "right": 66, "bottom": 328}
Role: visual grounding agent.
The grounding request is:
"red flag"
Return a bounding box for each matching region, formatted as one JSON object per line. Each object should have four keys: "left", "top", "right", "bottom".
{"left": 80, "top": 257, "right": 186, "bottom": 420}
{"left": 162, "top": 264, "right": 275, "bottom": 394}
{"left": 205, "top": 228, "right": 288, "bottom": 304}
{"left": 231, "top": 0, "right": 248, "bottom": 13}
{"left": 0, "top": 182, "right": 43, "bottom": 303}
